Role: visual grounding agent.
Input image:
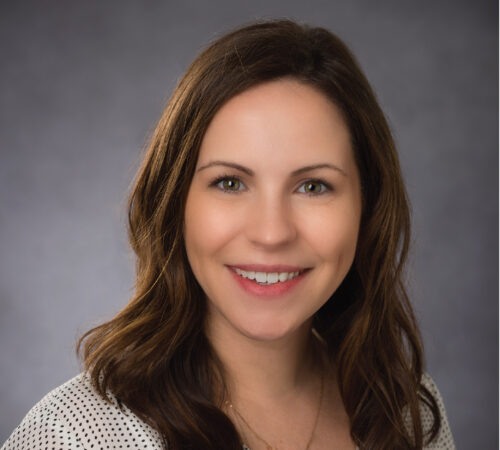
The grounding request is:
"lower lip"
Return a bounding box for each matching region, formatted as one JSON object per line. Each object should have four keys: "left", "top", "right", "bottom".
{"left": 227, "top": 267, "right": 310, "bottom": 298}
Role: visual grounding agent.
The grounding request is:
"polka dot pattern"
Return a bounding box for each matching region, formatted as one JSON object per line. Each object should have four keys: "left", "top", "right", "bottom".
{"left": 1, "top": 373, "right": 163, "bottom": 449}
{"left": 2, "top": 372, "right": 455, "bottom": 449}
{"left": 417, "top": 373, "right": 456, "bottom": 449}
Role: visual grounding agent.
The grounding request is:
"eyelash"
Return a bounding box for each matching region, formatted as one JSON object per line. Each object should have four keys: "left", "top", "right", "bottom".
{"left": 208, "top": 173, "right": 333, "bottom": 195}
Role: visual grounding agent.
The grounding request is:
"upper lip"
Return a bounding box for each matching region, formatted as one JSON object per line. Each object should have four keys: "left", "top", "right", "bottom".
{"left": 228, "top": 264, "right": 309, "bottom": 273}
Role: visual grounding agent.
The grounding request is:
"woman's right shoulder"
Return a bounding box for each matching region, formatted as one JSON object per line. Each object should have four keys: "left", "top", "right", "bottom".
{"left": 1, "top": 373, "right": 164, "bottom": 449}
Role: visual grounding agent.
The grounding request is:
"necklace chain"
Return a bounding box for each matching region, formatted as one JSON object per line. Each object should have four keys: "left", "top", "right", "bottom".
{"left": 226, "top": 371, "right": 324, "bottom": 450}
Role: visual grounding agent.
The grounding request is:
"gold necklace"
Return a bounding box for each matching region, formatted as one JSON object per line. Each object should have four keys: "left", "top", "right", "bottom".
{"left": 226, "top": 371, "right": 324, "bottom": 450}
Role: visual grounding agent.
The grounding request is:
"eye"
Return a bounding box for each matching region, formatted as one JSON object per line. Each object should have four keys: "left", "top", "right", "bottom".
{"left": 297, "top": 179, "right": 331, "bottom": 195}
{"left": 210, "top": 176, "right": 246, "bottom": 193}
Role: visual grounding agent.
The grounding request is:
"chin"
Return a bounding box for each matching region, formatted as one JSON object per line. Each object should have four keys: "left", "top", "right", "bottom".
{"left": 242, "top": 329, "right": 286, "bottom": 342}
{"left": 237, "top": 318, "right": 302, "bottom": 342}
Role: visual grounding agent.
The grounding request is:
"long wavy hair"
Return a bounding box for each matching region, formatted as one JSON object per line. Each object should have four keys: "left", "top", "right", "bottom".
{"left": 78, "top": 19, "right": 441, "bottom": 449}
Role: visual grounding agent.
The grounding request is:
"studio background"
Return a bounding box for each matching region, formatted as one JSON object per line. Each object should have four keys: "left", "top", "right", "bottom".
{"left": 0, "top": 1, "right": 497, "bottom": 448}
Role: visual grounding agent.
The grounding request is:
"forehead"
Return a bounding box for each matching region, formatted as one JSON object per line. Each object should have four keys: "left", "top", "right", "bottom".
{"left": 197, "top": 79, "right": 354, "bottom": 171}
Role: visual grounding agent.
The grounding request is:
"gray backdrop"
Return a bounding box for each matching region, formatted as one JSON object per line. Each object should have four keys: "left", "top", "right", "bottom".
{"left": 0, "top": 1, "right": 497, "bottom": 448}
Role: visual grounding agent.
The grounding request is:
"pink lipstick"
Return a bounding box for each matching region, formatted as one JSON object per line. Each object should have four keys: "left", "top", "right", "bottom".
{"left": 227, "top": 265, "right": 310, "bottom": 297}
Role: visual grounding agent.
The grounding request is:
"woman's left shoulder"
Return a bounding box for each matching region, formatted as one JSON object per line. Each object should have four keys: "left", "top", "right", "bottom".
{"left": 417, "top": 372, "right": 456, "bottom": 450}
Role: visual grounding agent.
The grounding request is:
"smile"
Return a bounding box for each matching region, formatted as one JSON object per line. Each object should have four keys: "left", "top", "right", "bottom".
{"left": 231, "top": 267, "right": 305, "bottom": 285}
{"left": 227, "top": 265, "right": 310, "bottom": 298}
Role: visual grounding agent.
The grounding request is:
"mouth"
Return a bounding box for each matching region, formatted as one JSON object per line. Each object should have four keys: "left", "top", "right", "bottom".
{"left": 230, "top": 266, "right": 308, "bottom": 286}
{"left": 227, "top": 264, "right": 311, "bottom": 297}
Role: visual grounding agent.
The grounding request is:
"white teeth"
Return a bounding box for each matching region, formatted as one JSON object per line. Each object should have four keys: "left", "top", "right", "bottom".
{"left": 255, "top": 272, "right": 267, "bottom": 283}
{"left": 233, "top": 268, "right": 304, "bottom": 285}
{"left": 267, "top": 273, "right": 279, "bottom": 283}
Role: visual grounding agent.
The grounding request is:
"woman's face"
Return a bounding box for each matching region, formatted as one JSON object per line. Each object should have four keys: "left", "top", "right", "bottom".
{"left": 184, "top": 79, "right": 362, "bottom": 342}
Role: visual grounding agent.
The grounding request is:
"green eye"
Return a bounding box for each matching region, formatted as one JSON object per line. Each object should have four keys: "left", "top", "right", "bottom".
{"left": 299, "top": 180, "right": 327, "bottom": 194}
{"left": 219, "top": 178, "right": 241, "bottom": 191}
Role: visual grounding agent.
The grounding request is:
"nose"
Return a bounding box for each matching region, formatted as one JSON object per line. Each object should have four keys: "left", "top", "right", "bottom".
{"left": 245, "top": 196, "right": 297, "bottom": 248}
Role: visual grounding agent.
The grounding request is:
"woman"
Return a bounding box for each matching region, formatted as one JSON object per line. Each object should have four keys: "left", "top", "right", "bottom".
{"left": 2, "top": 19, "right": 455, "bottom": 450}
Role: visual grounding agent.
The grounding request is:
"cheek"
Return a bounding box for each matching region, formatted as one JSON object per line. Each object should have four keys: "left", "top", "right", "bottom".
{"left": 301, "top": 202, "right": 360, "bottom": 265}
{"left": 184, "top": 192, "right": 240, "bottom": 268}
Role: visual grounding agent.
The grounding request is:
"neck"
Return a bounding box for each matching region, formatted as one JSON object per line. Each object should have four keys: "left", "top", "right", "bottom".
{"left": 206, "top": 314, "right": 323, "bottom": 406}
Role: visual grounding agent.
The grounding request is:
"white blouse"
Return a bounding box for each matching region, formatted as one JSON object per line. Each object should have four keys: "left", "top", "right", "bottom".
{"left": 1, "top": 372, "right": 455, "bottom": 449}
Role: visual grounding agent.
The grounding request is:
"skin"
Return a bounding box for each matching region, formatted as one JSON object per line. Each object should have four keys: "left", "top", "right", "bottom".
{"left": 184, "top": 78, "right": 361, "bottom": 449}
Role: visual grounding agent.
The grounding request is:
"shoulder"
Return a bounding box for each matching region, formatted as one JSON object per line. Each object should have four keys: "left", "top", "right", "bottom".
{"left": 1, "top": 373, "right": 163, "bottom": 449}
{"left": 412, "top": 372, "right": 456, "bottom": 450}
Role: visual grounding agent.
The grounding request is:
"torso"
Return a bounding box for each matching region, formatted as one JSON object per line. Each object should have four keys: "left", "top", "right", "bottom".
{"left": 229, "top": 365, "right": 356, "bottom": 450}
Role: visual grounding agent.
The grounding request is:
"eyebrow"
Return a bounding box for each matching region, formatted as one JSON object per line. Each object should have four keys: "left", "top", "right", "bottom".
{"left": 196, "top": 161, "right": 347, "bottom": 177}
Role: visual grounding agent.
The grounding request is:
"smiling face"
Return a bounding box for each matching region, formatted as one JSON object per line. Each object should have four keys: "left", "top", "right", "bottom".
{"left": 184, "top": 78, "right": 362, "bottom": 342}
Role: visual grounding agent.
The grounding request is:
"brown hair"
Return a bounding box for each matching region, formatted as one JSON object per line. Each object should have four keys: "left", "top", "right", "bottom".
{"left": 78, "top": 19, "right": 441, "bottom": 449}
